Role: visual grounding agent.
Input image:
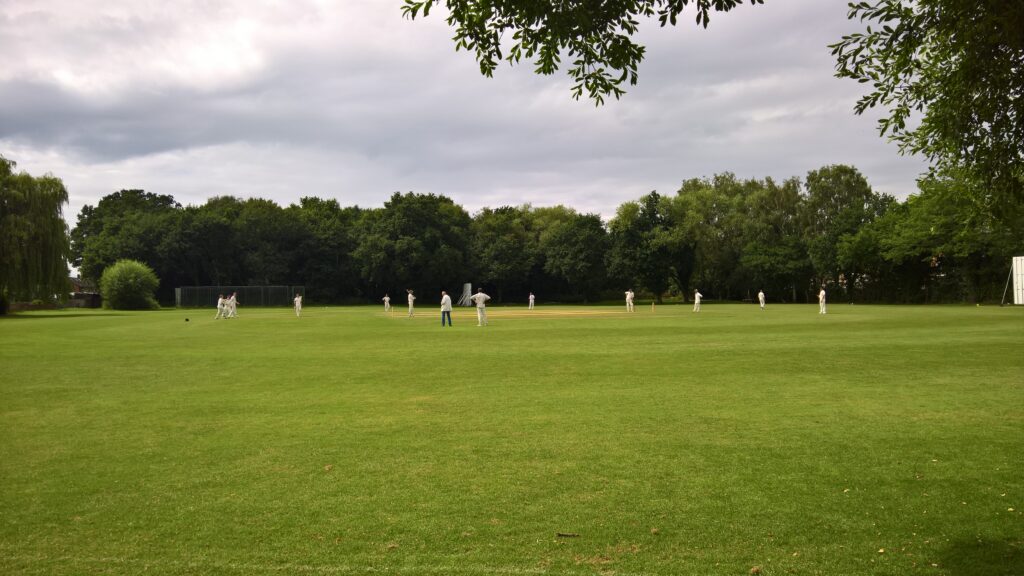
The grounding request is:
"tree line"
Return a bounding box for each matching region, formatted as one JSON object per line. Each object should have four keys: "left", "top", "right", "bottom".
{"left": 69, "top": 164, "right": 1021, "bottom": 306}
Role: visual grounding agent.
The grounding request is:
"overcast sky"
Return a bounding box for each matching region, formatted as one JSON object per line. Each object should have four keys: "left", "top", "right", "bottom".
{"left": 0, "top": 0, "right": 930, "bottom": 222}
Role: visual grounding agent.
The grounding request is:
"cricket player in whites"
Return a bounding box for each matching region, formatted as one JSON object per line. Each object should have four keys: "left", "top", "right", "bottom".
{"left": 758, "top": 289, "right": 766, "bottom": 310}
{"left": 528, "top": 292, "right": 535, "bottom": 310}
{"left": 293, "top": 293, "right": 302, "bottom": 317}
{"left": 226, "top": 292, "right": 239, "bottom": 318}
{"left": 214, "top": 294, "right": 227, "bottom": 319}
{"left": 818, "top": 287, "right": 827, "bottom": 314}
{"left": 383, "top": 294, "right": 391, "bottom": 311}
{"left": 471, "top": 288, "right": 491, "bottom": 326}
{"left": 407, "top": 289, "right": 416, "bottom": 317}
{"left": 693, "top": 289, "right": 703, "bottom": 312}
{"left": 625, "top": 289, "right": 635, "bottom": 312}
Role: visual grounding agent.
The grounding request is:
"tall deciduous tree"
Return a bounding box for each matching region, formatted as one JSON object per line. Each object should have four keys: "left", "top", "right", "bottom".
{"left": 233, "top": 198, "right": 309, "bottom": 286}
{"left": 471, "top": 206, "right": 536, "bottom": 302}
{"left": 607, "top": 191, "right": 673, "bottom": 302}
{"left": 738, "top": 177, "right": 809, "bottom": 302}
{"left": 669, "top": 175, "right": 747, "bottom": 300}
{"left": 0, "top": 156, "right": 71, "bottom": 313}
{"left": 291, "top": 197, "right": 364, "bottom": 303}
{"left": 402, "top": 0, "right": 763, "bottom": 104}
{"left": 353, "top": 192, "right": 472, "bottom": 297}
{"left": 802, "top": 165, "right": 887, "bottom": 299}
{"left": 540, "top": 212, "right": 609, "bottom": 301}
{"left": 835, "top": 195, "right": 897, "bottom": 302}
{"left": 71, "top": 189, "right": 184, "bottom": 302}
{"left": 181, "top": 197, "right": 244, "bottom": 286}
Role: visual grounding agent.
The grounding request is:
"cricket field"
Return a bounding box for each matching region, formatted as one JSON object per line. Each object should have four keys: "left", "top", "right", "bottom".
{"left": 1, "top": 304, "right": 1022, "bottom": 575}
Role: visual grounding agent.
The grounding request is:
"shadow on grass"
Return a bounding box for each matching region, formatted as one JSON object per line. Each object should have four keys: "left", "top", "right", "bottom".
{"left": 0, "top": 312, "right": 126, "bottom": 320}
{"left": 938, "top": 537, "right": 1023, "bottom": 576}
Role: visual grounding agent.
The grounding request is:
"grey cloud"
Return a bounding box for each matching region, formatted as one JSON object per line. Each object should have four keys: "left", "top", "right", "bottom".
{"left": 1, "top": 0, "right": 930, "bottom": 223}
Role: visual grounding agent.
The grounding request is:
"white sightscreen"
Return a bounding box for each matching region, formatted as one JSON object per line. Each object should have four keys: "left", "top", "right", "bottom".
{"left": 1014, "top": 256, "right": 1024, "bottom": 305}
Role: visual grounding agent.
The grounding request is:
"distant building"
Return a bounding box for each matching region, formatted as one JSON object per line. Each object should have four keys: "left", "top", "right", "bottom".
{"left": 67, "top": 277, "right": 101, "bottom": 308}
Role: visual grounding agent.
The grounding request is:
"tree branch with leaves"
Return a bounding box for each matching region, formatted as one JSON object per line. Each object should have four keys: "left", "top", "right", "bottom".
{"left": 830, "top": 0, "right": 1024, "bottom": 212}
{"left": 402, "top": 0, "right": 763, "bottom": 104}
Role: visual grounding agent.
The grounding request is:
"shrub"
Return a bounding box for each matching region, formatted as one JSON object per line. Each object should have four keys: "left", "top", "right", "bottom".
{"left": 99, "top": 259, "right": 160, "bottom": 310}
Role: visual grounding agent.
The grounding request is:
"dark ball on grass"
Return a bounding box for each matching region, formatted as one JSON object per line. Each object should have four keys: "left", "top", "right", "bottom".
{"left": 185, "top": 318, "right": 190, "bottom": 322}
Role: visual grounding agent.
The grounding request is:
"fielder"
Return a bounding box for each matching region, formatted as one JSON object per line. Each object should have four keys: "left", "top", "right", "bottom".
{"left": 214, "top": 294, "right": 227, "bottom": 319}
{"left": 407, "top": 289, "right": 416, "bottom": 317}
{"left": 440, "top": 291, "right": 453, "bottom": 326}
{"left": 693, "top": 289, "right": 703, "bottom": 312}
{"left": 818, "top": 287, "right": 827, "bottom": 314}
{"left": 470, "top": 288, "right": 491, "bottom": 326}
{"left": 383, "top": 294, "right": 391, "bottom": 311}
{"left": 293, "top": 293, "right": 302, "bottom": 317}
{"left": 625, "top": 289, "right": 635, "bottom": 312}
{"left": 227, "top": 292, "right": 239, "bottom": 318}
{"left": 528, "top": 292, "right": 535, "bottom": 310}
{"left": 758, "top": 290, "right": 765, "bottom": 310}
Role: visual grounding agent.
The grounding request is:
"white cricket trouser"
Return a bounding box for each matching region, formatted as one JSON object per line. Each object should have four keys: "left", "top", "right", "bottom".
{"left": 819, "top": 301, "right": 827, "bottom": 314}
{"left": 408, "top": 305, "right": 414, "bottom": 317}
{"left": 529, "top": 301, "right": 534, "bottom": 310}
{"left": 693, "top": 302, "right": 701, "bottom": 312}
{"left": 295, "top": 305, "right": 301, "bottom": 317}
{"left": 476, "top": 307, "right": 487, "bottom": 325}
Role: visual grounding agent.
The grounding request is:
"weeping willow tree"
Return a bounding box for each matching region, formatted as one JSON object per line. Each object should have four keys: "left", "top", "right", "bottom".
{"left": 0, "top": 156, "right": 72, "bottom": 314}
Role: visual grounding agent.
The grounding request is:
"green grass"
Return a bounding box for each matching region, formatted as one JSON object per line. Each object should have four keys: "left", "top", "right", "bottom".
{"left": 1, "top": 304, "right": 1022, "bottom": 575}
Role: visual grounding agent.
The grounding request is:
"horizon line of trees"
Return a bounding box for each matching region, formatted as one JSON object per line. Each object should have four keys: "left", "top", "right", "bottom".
{"left": 68, "top": 164, "right": 1022, "bottom": 306}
